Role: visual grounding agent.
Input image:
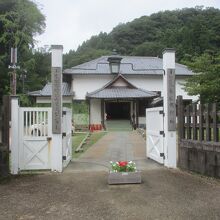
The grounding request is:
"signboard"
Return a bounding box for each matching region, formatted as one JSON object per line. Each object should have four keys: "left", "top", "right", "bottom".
{"left": 52, "top": 67, "right": 62, "bottom": 134}
{"left": 167, "top": 68, "right": 176, "bottom": 131}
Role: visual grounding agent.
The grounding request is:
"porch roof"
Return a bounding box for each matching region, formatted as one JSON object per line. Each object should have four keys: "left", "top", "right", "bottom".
{"left": 28, "top": 82, "right": 73, "bottom": 97}
{"left": 86, "top": 74, "right": 157, "bottom": 99}
{"left": 86, "top": 87, "right": 157, "bottom": 99}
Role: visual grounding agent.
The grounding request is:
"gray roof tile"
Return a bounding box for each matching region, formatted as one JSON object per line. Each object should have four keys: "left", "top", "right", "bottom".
{"left": 87, "top": 87, "right": 157, "bottom": 99}
{"left": 28, "top": 82, "right": 72, "bottom": 97}
{"left": 64, "top": 56, "right": 193, "bottom": 76}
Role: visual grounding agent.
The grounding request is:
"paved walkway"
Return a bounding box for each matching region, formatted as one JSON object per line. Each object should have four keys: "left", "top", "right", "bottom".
{"left": 105, "top": 120, "right": 132, "bottom": 131}
{"left": 66, "top": 131, "right": 161, "bottom": 172}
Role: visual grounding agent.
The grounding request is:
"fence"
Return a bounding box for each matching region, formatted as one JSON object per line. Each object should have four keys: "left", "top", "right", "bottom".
{"left": 177, "top": 96, "right": 220, "bottom": 178}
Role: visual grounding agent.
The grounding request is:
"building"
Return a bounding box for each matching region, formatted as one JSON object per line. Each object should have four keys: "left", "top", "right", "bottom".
{"left": 29, "top": 49, "right": 196, "bottom": 130}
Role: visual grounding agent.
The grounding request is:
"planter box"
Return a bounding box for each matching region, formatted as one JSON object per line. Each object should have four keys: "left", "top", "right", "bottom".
{"left": 108, "top": 171, "right": 141, "bottom": 185}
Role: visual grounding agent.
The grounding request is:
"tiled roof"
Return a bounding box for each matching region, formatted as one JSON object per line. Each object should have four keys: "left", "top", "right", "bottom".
{"left": 86, "top": 87, "right": 157, "bottom": 99}
{"left": 86, "top": 74, "right": 157, "bottom": 99}
{"left": 63, "top": 56, "right": 193, "bottom": 76}
{"left": 28, "top": 82, "right": 73, "bottom": 97}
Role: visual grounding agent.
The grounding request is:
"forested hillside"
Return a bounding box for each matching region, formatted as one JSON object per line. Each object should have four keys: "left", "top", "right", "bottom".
{"left": 64, "top": 6, "right": 220, "bottom": 67}
{"left": 1, "top": 4, "right": 220, "bottom": 103}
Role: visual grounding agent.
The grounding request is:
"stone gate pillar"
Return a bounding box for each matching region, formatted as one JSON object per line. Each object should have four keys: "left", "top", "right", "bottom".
{"left": 51, "top": 45, "right": 63, "bottom": 172}
{"left": 163, "top": 49, "right": 177, "bottom": 168}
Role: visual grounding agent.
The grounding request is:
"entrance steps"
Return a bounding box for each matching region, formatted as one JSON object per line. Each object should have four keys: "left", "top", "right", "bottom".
{"left": 105, "top": 120, "right": 132, "bottom": 131}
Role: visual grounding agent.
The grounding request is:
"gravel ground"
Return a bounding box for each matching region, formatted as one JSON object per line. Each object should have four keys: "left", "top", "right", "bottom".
{"left": 0, "top": 131, "right": 220, "bottom": 220}
{"left": 0, "top": 169, "right": 220, "bottom": 220}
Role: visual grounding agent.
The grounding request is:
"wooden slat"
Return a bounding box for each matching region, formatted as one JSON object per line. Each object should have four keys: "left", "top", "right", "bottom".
{"left": 212, "top": 103, "right": 218, "bottom": 142}
{"left": 199, "top": 104, "right": 204, "bottom": 141}
{"left": 205, "top": 104, "right": 211, "bottom": 141}
{"left": 186, "top": 105, "right": 191, "bottom": 139}
{"left": 177, "top": 96, "right": 184, "bottom": 139}
{"left": 192, "top": 104, "right": 197, "bottom": 140}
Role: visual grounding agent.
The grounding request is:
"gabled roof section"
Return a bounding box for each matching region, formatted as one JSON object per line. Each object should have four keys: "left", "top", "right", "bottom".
{"left": 63, "top": 56, "right": 193, "bottom": 76}
{"left": 86, "top": 75, "right": 157, "bottom": 99}
{"left": 28, "top": 82, "right": 73, "bottom": 97}
{"left": 103, "top": 74, "right": 137, "bottom": 89}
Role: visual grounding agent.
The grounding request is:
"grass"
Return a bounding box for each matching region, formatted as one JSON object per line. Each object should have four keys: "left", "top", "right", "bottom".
{"left": 72, "top": 132, "right": 107, "bottom": 158}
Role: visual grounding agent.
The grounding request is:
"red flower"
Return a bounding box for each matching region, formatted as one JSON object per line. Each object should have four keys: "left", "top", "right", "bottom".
{"left": 118, "top": 161, "right": 128, "bottom": 167}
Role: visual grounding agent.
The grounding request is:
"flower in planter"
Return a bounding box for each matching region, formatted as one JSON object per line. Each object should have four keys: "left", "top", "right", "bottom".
{"left": 110, "top": 161, "right": 136, "bottom": 172}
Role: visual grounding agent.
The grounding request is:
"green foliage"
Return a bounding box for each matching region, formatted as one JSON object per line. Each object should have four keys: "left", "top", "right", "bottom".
{"left": 183, "top": 53, "right": 220, "bottom": 103}
{"left": 0, "top": 0, "right": 45, "bottom": 103}
{"left": 110, "top": 161, "right": 137, "bottom": 172}
{"left": 72, "top": 132, "right": 107, "bottom": 158}
{"left": 72, "top": 101, "right": 89, "bottom": 114}
{"left": 64, "top": 7, "right": 220, "bottom": 66}
{"left": 18, "top": 93, "right": 32, "bottom": 106}
{"left": 73, "top": 114, "right": 89, "bottom": 125}
{"left": 64, "top": 48, "right": 110, "bottom": 69}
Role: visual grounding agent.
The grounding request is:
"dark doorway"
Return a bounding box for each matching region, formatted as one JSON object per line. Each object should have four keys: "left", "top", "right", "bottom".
{"left": 105, "top": 102, "right": 130, "bottom": 119}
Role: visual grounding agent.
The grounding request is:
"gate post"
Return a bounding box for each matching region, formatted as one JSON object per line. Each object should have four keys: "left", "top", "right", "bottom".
{"left": 0, "top": 96, "right": 10, "bottom": 177}
{"left": 163, "top": 49, "right": 177, "bottom": 168}
{"left": 51, "top": 45, "right": 63, "bottom": 172}
{"left": 10, "top": 96, "right": 19, "bottom": 174}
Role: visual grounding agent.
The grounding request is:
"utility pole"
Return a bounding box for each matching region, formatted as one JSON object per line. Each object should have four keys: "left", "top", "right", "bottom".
{"left": 8, "top": 48, "right": 20, "bottom": 95}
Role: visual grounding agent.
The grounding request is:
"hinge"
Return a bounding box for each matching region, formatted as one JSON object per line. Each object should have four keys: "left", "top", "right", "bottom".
{"left": 159, "top": 131, "right": 165, "bottom": 137}
{"left": 62, "top": 111, "right": 66, "bottom": 116}
{"left": 160, "top": 153, "right": 165, "bottom": 159}
{"left": 63, "top": 156, "right": 66, "bottom": 160}
{"left": 62, "top": 132, "right": 66, "bottom": 137}
{"left": 159, "top": 110, "right": 165, "bottom": 116}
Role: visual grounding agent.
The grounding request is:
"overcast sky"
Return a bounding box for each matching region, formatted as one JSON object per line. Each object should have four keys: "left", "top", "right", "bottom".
{"left": 34, "top": 0, "right": 220, "bottom": 53}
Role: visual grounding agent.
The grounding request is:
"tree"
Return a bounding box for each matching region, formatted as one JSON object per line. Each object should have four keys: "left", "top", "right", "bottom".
{"left": 184, "top": 53, "right": 220, "bottom": 103}
{"left": 64, "top": 7, "right": 220, "bottom": 67}
{"left": 0, "top": 0, "right": 45, "bottom": 103}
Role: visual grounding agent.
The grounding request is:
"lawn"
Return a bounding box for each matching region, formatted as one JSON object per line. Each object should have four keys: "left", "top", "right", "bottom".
{"left": 72, "top": 132, "right": 107, "bottom": 158}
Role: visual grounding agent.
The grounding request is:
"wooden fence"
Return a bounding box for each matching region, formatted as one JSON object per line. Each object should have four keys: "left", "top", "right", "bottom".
{"left": 0, "top": 96, "right": 10, "bottom": 178}
{"left": 177, "top": 96, "right": 220, "bottom": 178}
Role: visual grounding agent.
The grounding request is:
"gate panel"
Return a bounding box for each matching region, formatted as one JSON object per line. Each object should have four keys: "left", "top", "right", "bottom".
{"left": 62, "top": 108, "right": 72, "bottom": 168}
{"left": 146, "top": 107, "right": 164, "bottom": 164}
{"left": 19, "top": 108, "right": 52, "bottom": 170}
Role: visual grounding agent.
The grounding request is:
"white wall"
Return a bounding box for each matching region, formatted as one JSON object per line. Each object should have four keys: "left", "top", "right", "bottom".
{"left": 176, "top": 77, "right": 197, "bottom": 100}
{"left": 72, "top": 74, "right": 197, "bottom": 101}
{"left": 72, "top": 75, "right": 113, "bottom": 100}
{"left": 90, "top": 99, "right": 101, "bottom": 124}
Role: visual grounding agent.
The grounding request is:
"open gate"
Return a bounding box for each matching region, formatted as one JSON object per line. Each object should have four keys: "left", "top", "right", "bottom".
{"left": 17, "top": 107, "right": 72, "bottom": 171}
{"left": 19, "top": 108, "right": 52, "bottom": 170}
{"left": 62, "top": 108, "right": 72, "bottom": 168}
{"left": 146, "top": 107, "right": 164, "bottom": 164}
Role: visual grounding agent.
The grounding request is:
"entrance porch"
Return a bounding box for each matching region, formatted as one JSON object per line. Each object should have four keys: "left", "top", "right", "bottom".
{"left": 88, "top": 98, "right": 155, "bottom": 131}
{"left": 86, "top": 74, "right": 158, "bottom": 131}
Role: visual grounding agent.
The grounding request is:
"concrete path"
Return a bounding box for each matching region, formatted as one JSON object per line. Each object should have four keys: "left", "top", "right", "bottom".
{"left": 105, "top": 120, "right": 132, "bottom": 131}
{"left": 66, "top": 131, "right": 161, "bottom": 172}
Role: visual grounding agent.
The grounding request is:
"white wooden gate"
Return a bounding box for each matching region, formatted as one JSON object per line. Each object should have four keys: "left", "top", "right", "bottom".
{"left": 19, "top": 108, "right": 52, "bottom": 170}
{"left": 146, "top": 107, "right": 164, "bottom": 164}
{"left": 62, "top": 108, "right": 72, "bottom": 168}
